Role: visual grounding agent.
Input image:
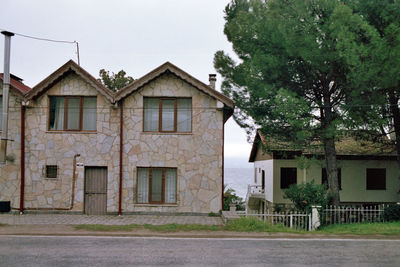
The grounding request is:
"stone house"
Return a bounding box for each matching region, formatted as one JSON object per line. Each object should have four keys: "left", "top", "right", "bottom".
{"left": 246, "top": 130, "right": 400, "bottom": 213}
{"left": 0, "top": 60, "right": 234, "bottom": 214}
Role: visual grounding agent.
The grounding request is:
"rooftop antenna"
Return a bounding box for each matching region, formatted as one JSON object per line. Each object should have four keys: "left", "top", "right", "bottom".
{"left": 0, "top": 31, "right": 14, "bottom": 163}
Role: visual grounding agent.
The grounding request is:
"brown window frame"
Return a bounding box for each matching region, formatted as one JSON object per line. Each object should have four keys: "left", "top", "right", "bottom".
{"left": 322, "top": 168, "right": 342, "bottom": 190}
{"left": 136, "top": 167, "right": 177, "bottom": 204}
{"left": 143, "top": 97, "right": 192, "bottom": 133}
{"left": 48, "top": 96, "right": 97, "bottom": 132}
{"left": 280, "top": 167, "right": 297, "bottom": 189}
{"left": 366, "top": 168, "right": 386, "bottom": 190}
{"left": 45, "top": 165, "right": 58, "bottom": 179}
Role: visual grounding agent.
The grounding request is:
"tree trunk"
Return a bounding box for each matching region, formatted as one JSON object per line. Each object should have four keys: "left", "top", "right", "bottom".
{"left": 388, "top": 89, "right": 400, "bottom": 197}
{"left": 323, "top": 136, "right": 340, "bottom": 205}
{"left": 321, "top": 90, "right": 340, "bottom": 206}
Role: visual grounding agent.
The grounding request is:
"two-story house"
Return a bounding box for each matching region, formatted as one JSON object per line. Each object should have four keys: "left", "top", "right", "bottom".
{"left": 0, "top": 60, "right": 234, "bottom": 215}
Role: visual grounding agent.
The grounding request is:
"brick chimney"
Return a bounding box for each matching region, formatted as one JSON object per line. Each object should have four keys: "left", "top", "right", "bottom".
{"left": 209, "top": 74, "right": 216, "bottom": 89}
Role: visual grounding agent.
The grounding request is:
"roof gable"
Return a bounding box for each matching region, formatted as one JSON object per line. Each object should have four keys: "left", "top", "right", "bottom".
{"left": 115, "top": 62, "right": 234, "bottom": 108}
{"left": 26, "top": 60, "right": 114, "bottom": 103}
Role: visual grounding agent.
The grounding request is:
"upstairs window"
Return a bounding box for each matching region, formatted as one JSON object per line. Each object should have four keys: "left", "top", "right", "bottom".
{"left": 366, "top": 168, "right": 386, "bottom": 190}
{"left": 143, "top": 97, "right": 191, "bottom": 133}
{"left": 49, "top": 96, "right": 96, "bottom": 131}
{"left": 281, "top": 167, "right": 297, "bottom": 189}
{"left": 322, "top": 168, "right": 342, "bottom": 190}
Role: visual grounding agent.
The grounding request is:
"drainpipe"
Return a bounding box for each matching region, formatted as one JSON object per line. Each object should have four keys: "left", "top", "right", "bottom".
{"left": 0, "top": 31, "right": 14, "bottom": 163}
{"left": 19, "top": 104, "right": 25, "bottom": 214}
{"left": 70, "top": 154, "right": 80, "bottom": 210}
{"left": 118, "top": 100, "right": 123, "bottom": 216}
{"left": 222, "top": 119, "right": 225, "bottom": 210}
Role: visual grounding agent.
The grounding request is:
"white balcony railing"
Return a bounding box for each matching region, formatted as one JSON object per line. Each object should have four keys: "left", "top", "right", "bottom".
{"left": 246, "top": 184, "right": 265, "bottom": 201}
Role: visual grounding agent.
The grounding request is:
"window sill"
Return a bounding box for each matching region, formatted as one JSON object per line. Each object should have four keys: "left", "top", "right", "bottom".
{"left": 135, "top": 203, "right": 178, "bottom": 207}
{"left": 141, "top": 132, "right": 192, "bottom": 136}
{"left": 46, "top": 131, "right": 97, "bottom": 134}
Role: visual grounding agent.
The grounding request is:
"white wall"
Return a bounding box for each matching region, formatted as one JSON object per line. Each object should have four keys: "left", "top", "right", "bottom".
{"left": 254, "top": 159, "right": 273, "bottom": 202}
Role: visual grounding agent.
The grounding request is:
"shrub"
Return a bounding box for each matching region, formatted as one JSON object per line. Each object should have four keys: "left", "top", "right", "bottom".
{"left": 383, "top": 204, "right": 400, "bottom": 222}
{"left": 224, "top": 187, "right": 245, "bottom": 211}
{"left": 283, "top": 181, "right": 329, "bottom": 213}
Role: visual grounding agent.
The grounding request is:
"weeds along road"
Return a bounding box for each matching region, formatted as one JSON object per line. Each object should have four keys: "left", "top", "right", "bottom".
{"left": 0, "top": 236, "right": 399, "bottom": 266}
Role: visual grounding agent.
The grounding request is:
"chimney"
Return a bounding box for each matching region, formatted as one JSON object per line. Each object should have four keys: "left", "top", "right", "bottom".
{"left": 209, "top": 74, "right": 216, "bottom": 89}
{"left": 0, "top": 31, "right": 14, "bottom": 163}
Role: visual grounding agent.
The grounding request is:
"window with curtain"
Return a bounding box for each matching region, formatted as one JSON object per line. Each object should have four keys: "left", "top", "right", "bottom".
{"left": 143, "top": 97, "right": 191, "bottom": 133}
{"left": 137, "top": 167, "right": 177, "bottom": 204}
{"left": 49, "top": 96, "right": 97, "bottom": 131}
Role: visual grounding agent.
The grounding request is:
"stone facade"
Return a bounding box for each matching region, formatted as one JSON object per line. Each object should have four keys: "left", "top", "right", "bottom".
{"left": 0, "top": 62, "right": 232, "bottom": 214}
{"left": 0, "top": 89, "right": 22, "bottom": 208}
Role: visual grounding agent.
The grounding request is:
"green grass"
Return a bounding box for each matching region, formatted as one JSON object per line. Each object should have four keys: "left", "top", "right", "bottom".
{"left": 74, "top": 217, "right": 303, "bottom": 233}
{"left": 74, "top": 224, "right": 140, "bottom": 231}
{"left": 316, "top": 221, "right": 400, "bottom": 235}
{"left": 0, "top": 223, "right": 7, "bottom": 227}
{"left": 225, "top": 217, "right": 304, "bottom": 233}
{"left": 143, "top": 223, "right": 223, "bottom": 232}
{"left": 73, "top": 219, "right": 400, "bottom": 235}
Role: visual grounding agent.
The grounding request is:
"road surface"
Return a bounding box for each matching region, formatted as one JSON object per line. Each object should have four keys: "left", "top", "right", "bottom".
{"left": 0, "top": 236, "right": 399, "bottom": 266}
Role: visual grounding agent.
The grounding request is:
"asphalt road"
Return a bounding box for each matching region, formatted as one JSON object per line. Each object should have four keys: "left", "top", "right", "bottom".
{"left": 0, "top": 236, "right": 399, "bottom": 266}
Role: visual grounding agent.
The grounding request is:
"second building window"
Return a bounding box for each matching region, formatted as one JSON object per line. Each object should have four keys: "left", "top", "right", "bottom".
{"left": 143, "top": 97, "right": 192, "bottom": 132}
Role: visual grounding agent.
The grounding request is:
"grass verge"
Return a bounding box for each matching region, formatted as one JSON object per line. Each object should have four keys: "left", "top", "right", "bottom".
{"left": 73, "top": 219, "right": 400, "bottom": 235}
{"left": 74, "top": 224, "right": 140, "bottom": 231}
{"left": 316, "top": 221, "right": 400, "bottom": 235}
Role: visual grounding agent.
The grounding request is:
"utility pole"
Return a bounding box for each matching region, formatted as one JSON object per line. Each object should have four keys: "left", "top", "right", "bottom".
{"left": 0, "top": 31, "right": 14, "bottom": 163}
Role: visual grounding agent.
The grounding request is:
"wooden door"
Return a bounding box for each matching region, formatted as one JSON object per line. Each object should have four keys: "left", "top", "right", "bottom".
{"left": 84, "top": 167, "right": 107, "bottom": 215}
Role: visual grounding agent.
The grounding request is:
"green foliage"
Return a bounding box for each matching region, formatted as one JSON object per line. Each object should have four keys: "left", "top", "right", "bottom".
{"left": 224, "top": 187, "right": 245, "bottom": 211}
{"left": 383, "top": 204, "right": 400, "bottom": 222}
{"left": 214, "top": 0, "right": 383, "bottom": 205}
{"left": 208, "top": 211, "right": 218, "bottom": 217}
{"left": 283, "top": 181, "right": 329, "bottom": 213}
{"left": 98, "top": 69, "right": 134, "bottom": 91}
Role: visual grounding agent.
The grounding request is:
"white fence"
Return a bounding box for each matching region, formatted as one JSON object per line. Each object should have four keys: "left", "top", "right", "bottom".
{"left": 236, "top": 204, "right": 395, "bottom": 231}
{"left": 319, "top": 205, "right": 385, "bottom": 225}
{"left": 242, "top": 210, "right": 311, "bottom": 231}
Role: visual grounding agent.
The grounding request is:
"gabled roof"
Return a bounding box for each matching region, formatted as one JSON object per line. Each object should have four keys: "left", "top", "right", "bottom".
{"left": 249, "top": 130, "right": 397, "bottom": 162}
{"left": 115, "top": 62, "right": 234, "bottom": 108}
{"left": 26, "top": 60, "right": 114, "bottom": 103}
{"left": 0, "top": 73, "right": 32, "bottom": 95}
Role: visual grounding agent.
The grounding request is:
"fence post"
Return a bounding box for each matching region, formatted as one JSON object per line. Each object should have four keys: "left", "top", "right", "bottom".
{"left": 311, "top": 205, "right": 321, "bottom": 231}
{"left": 289, "top": 214, "right": 293, "bottom": 229}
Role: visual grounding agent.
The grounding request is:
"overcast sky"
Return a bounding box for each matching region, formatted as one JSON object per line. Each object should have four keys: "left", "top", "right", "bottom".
{"left": 0, "top": 0, "right": 252, "bottom": 168}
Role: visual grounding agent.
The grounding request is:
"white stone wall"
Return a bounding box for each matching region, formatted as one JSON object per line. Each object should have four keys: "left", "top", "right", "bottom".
{"left": 1, "top": 72, "right": 225, "bottom": 214}
{"left": 24, "top": 73, "right": 120, "bottom": 211}
{"left": 122, "top": 73, "right": 223, "bottom": 213}
{"left": 0, "top": 89, "right": 22, "bottom": 209}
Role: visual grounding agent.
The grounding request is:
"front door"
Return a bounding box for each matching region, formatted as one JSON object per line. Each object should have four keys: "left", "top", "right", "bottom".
{"left": 84, "top": 167, "right": 107, "bottom": 215}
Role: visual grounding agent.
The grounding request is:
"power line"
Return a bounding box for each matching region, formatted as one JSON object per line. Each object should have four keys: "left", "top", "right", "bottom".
{"left": 0, "top": 28, "right": 80, "bottom": 65}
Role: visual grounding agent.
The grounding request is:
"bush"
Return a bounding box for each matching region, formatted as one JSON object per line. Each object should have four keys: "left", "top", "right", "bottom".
{"left": 283, "top": 181, "right": 329, "bottom": 213}
{"left": 224, "top": 187, "right": 245, "bottom": 211}
{"left": 383, "top": 204, "right": 400, "bottom": 222}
